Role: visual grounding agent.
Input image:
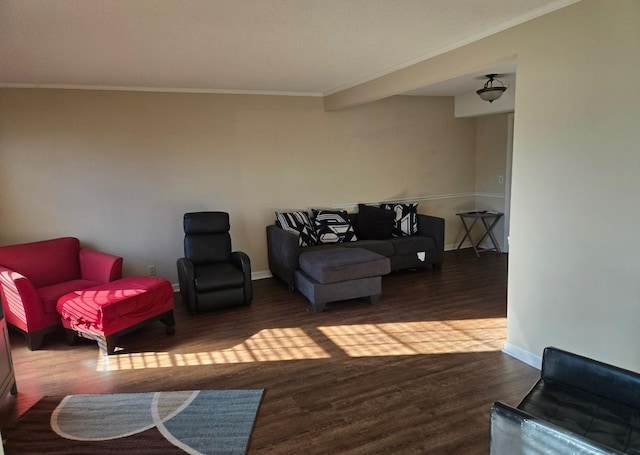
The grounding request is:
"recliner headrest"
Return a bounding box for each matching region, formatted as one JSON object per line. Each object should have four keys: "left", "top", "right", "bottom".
{"left": 184, "top": 212, "right": 230, "bottom": 235}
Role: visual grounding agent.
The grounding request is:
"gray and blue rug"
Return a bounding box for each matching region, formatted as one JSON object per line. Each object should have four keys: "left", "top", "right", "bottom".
{"left": 2, "top": 389, "right": 264, "bottom": 454}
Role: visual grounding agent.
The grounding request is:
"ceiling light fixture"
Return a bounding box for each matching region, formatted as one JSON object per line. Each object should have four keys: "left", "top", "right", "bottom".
{"left": 477, "top": 74, "right": 507, "bottom": 103}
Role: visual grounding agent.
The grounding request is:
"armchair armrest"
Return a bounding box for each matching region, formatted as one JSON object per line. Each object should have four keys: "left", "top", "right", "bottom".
{"left": 0, "top": 266, "right": 45, "bottom": 332}
{"left": 177, "top": 257, "right": 196, "bottom": 314}
{"left": 490, "top": 401, "right": 621, "bottom": 455}
{"left": 79, "top": 248, "right": 123, "bottom": 283}
{"left": 266, "top": 224, "right": 300, "bottom": 290}
{"left": 231, "top": 251, "right": 252, "bottom": 303}
{"left": 417, "top": 214, "right": 445, "bottom": 266}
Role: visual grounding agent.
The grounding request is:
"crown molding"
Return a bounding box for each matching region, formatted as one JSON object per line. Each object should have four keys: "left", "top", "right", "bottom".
{"left": 0, "top": 83, "right": 323, "bottom": 98}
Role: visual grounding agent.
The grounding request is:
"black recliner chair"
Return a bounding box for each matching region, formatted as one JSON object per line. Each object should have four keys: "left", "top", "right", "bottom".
{"left": 177, "top": 212, "right": 252, "bottom": 313}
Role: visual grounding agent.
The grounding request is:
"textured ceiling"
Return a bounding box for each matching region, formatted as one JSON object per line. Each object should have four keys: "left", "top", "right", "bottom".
{"left": 0, "top": 0, "right": 579, "bottom": 96}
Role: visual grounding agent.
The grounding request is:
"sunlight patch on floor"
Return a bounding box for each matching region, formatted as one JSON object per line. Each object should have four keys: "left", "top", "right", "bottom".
{"left": 317, "top": 318, "right": 506, "bottom": 357}
{"left": 96, "top": 318, "right": 506, "bottom": 372}
{"left": 96, "top": 327, "right": 330, "bottom": 371}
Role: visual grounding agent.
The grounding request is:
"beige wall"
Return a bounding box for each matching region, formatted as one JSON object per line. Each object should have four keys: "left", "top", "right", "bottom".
{"left": 328, "top": 0, "right": 640, "bottom": 370}
{"left": 446, "top": 113, "right": 509, "bottom": 251}
{"left": 475, "top": 114, "right": 509, "bottom": 251}
{"left": 0, "top": 89, "right": 476, "bottom": 282}
{"left": 506, "top": 0, "right": 640, "bottom": 370}
{"left": 475, "top": 114, "right": 508, "bottom": 196}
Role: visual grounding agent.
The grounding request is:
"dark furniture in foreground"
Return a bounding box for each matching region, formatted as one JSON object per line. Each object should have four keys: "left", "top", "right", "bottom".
{"left": 177, "top": 212, "right": 252, "bottom": 314}
{"left": 267, "top": 213, "right": 444, "bottom": 291}
{"left": 490, "top": 347, "right": 640, "bottom": 454}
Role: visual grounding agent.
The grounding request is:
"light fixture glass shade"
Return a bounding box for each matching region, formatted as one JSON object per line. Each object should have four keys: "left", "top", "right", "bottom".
{"left": 477, "top": 86, "right": 506, "bottom": 102}
{"left": 477, "top": 74, "right": 507, "bottom": 103}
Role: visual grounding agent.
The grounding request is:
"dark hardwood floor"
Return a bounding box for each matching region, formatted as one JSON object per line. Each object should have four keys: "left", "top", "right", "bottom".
{"left": 0, "top": 249, "right": 538, "bottom": 454}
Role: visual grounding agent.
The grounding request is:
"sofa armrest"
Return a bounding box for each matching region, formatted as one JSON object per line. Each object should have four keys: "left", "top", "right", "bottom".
{"left": 490, "top": 401, "right": 622, "bottom": 455}
{"left": 266, "top": 224, "right": 300, "bottom": 290}
{"left": 0, "top": 266, "right": 46, "bottom": 332}
{"left": 79, "top": 248, "right": 123, "bottom": 283}
{"left": 542, "top": 346, "right": 640, "bottom": 408}
{"left": 231, "top": 251, "right": 253, "bottom": 303}
{"left": 416, "top": 214, "right": 445, "bottom": 266}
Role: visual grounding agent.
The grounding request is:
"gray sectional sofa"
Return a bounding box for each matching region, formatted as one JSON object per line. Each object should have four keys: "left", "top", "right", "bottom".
{"left": 267, "top": 212, "right": 445, "bottom": 291}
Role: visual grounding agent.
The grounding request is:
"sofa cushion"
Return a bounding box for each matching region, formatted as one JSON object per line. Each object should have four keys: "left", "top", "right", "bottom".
{"left": 355, "top": 204, "right": 395, "bottom": 240}
{"left": 0, "top": 237, "right": 81, "bottom": 288}
{"left": 519, "top": 379, "right": 640, "bottom": 453}
{"left": 194, "top": 263, "right": 246, "bottom": 292}
{"left": 57, "top": 276, "right": 174, "bottom": 337}
{"left": 341, "top": 240, "right": 394, "bottom": 257}
{"left": 40, "top": 279, "right": 102, "bottom": 313}
{"left": 312, "top": 209, "right": 357, "bottom": 244}
{"left": 275, "top": 211, "right": 319, "bottom": 247}
{"left": 299, "top": 248, "right": 390, "bottom": 284}
{"left": 185, "top": 234, "right": 231, "bottom": 265}
{"left": 388, "top": 236, "right": 435, "bottom": 256}
{"left": 380, "top": 203, "right": 418, "bottom": 236}
{"left": 184, "top": 211, "right": 230, "bottom": 235}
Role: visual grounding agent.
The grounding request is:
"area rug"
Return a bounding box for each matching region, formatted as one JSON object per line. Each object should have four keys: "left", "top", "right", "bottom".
{"left": 2, "top": 389, "right": 263, "bottom": 454}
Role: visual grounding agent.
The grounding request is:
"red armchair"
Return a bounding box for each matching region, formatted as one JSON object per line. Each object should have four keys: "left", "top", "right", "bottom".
{"left": 0, "top": 237, "right": 122, "bottom": 350}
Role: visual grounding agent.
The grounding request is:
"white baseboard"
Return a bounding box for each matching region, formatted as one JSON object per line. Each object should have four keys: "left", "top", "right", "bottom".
{"left": 503, "top": 342, "right": 542, "bottom": 370}
{"left": 252, "top": 270, "right": 272, "bottom": 280}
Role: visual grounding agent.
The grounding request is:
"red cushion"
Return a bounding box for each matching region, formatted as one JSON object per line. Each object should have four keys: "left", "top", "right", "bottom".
{"left": 57, "top": 276, "right": 174, "bottom": 336}
{"left": 38, "top": 279, "right": 102, "bottom": 313}
{"left": 0, "top": 237, "right": 81, "bottom": 288}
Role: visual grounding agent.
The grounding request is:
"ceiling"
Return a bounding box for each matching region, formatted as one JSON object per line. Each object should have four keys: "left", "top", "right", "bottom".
{"left": 0, "top": 0, "right": 578, "bottom": 97}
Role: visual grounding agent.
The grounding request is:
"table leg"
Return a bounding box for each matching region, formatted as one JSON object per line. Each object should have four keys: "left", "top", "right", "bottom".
{"left": 478, "top": 217, "right": 502, "bottom": 254}
{"left": 457, "top": 217, "right": 481, "bottom": 257}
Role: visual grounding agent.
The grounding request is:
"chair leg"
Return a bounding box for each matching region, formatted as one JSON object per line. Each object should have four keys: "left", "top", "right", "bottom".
{"left": 98, "top": 335, "right": 117, "bottom": 356}
{"left": 65, "top": 329, "right": 78, "bottom": 346}
{"left": 160, "top": 310, "right": 176, "bottom": 335}
{"left": 26, "top": 330, "right": 46, "bottom": 351}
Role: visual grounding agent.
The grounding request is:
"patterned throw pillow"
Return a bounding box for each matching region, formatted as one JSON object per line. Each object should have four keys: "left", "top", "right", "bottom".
{"left": 380, "top": 203, "right": 418, "bottom": 237}
{"left": 275, "top": 211, "right": 319, "bottom": 247}
{"left": 312, "top": 209, "right": 358, "bottom": 244}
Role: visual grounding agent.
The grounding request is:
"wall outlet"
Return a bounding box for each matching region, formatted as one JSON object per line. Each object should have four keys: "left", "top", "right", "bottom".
{"left": 148, "top": 265, "right": 156, "bottom": 276}
{"left": 498, "top": 175, "right": 504, "bottom": 184}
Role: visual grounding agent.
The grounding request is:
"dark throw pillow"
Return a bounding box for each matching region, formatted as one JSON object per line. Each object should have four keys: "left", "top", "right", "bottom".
{"left": 312, "top": 209, "right": 357, "bottom": 244}
{"left": 356, "top": 204, "right": 395, "bottom": 240}
{"left": 275, "top": 211, "right": 319, "bottom": 246}
{"left": 380, "top": 202, "right": 418, "bottom": 237}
